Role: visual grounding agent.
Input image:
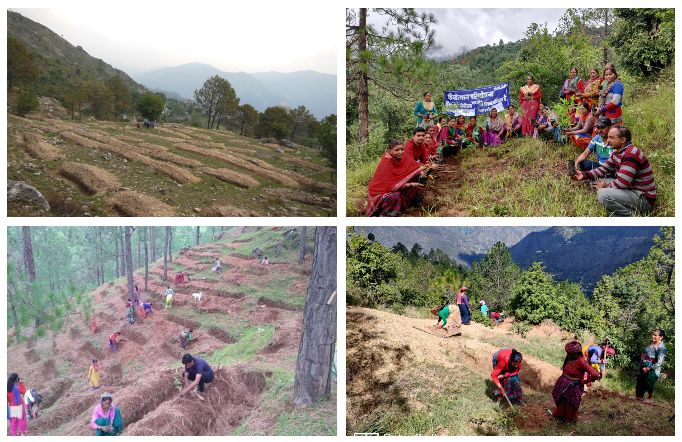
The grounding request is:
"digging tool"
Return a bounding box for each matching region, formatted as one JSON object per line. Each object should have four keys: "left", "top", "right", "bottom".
{"left": 601, "top": 338, "right": 610, "bottom": 380}
{"left": 500, "top": 388, "right": 515, "bottom": 409}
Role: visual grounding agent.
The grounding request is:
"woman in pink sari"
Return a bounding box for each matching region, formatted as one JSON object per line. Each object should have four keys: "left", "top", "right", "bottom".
{"left": 519, "top": 75, "right": 542, "bottom": 136}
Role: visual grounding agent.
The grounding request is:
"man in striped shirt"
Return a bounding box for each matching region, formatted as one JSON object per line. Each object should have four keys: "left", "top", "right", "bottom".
{"left": 574, "top": 126, "right": 655, "bottom": 216}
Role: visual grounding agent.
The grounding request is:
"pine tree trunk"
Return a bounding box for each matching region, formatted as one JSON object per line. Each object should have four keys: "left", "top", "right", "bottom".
{"left": 299, "top": 226, "right": 307, "bottom": 264}
{"left": 125, "top": 227, "right": 134, "bottom": 301}
{"left": 357, "top": 8, "right": 369, "bottom": 143}
{"left": 196, "top": 226, "right": 200, "bottom": 245}
{"left": 168, "top": 227, "right": 174, "bottom": 262}
{"left": 292, "top": 226, "right": 337, "bottom": 407}
{"left": 114, "top": 227, "right": 120, "bottom": 277}
{"left": 144, "top": 227, "right": 149, "bottom": 292}
{"left": 163, "top": 227, "right": 170, "bottom": 281}
{"left": 150, "top": 227, "right": 156, "bottom": 262}
{"left": 120, "top": 227, "right": 126, "bottom": 276}
{"left": 8, "top": 281, "right": 21, "bottom": 344}
{"left": 22, "top": 227, "right": 37, "bottom": 282}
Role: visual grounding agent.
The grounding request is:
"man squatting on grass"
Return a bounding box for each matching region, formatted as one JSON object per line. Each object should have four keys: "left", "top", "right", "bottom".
{"left": 573, "top": 125, "right": 655, "bottom": 216}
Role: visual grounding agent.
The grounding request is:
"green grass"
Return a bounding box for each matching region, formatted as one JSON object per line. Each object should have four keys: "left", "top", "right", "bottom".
{"left": 173, "top": 305, "right": 249, "bottom": 334}
{"left": 231, "top": 367, "right": 336, "bottom": 436}
{"left": 350, "top": 363, "right": 516, "bottom": 436}
{"left": 208, "top": 325, "right": 275, "bottom": 367}
{"left": 474, "top": 332, "right": 566, "bottom": 367}
{"left": 241, "top": 276, "right": 305, "bottom": 309}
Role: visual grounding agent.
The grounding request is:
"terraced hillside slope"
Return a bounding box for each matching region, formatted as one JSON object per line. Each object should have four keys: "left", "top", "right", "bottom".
{"left": 347, "top": 307, "right": 674, "bottom": 436}
{"left": 8, "top": 115, "right": 336, "bottom": 216}
{"left": 6, "top": 227, "right": 336, "bottom": 435}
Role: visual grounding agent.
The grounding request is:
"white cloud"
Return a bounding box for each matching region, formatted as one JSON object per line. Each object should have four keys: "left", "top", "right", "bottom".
{"left": 13, "top": 5, "right": 337, "bottom": 74}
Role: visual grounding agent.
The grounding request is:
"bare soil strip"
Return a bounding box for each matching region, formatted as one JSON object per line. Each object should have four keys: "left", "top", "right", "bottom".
{"left": 174, "top": 142, "right": 301, "bottom": 187}
{"left": 60, "top": 131, "right": 199, "bottom": 184}
{"left": 109, "top": 190, "right": 176, "bottom": 216}
{"left": 59, "top": 161, "right": 120, "bottom": 195}
{"left": 22, "top": 132, "right": 62, "bottom": 160}
{"left": 200, "top": 167, "right": 260, "bottom": 188}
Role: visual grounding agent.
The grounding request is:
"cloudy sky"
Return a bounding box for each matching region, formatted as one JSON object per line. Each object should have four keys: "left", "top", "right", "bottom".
{"left": 367, "top": 8, "right": 567, "bottom": 59}
{"left": 13, "top": 6, "right": 337, "bottom": 75}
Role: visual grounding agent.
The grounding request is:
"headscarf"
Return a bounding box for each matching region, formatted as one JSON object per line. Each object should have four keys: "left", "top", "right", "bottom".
{"left": 565, "top": 340, "right": 583, "bottom": 355}
{"left": 366, "top": 152, "right": 423, "bottom": 215}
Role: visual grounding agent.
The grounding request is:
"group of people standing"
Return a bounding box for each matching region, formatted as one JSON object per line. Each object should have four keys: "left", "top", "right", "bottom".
{"left": 484, "top": 329, "right": 667, "bottom": 424}
{"left": 366, "top": 63, "right": 656, "bottom": 217}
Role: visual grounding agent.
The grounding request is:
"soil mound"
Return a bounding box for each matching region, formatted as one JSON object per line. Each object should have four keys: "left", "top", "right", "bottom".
{"left": 59, "top": 161, "right": 120, "bottom": 195}
{"left": 125, "top": 366, "right": 269, "bottom": 435}
{"left": 109, "top": 190, "right": 175, "bottom": 216}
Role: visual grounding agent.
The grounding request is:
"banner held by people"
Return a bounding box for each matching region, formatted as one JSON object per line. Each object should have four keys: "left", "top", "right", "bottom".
{"left": 444, "top": 82, "right": 511, "bottom": 116}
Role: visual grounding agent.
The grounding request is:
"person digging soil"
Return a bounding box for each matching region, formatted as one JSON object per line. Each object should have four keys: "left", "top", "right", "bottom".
{"left": 180, "top": 354, "right": 214, "bottom": 402}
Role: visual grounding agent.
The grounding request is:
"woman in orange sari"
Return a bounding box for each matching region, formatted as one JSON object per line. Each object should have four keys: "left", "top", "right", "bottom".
{"left": 564, "top": 102, "right": 595, "bottom": 150}
{"left": 575, "top": 68, "right": 601, "bottom": 109}
{"left": 366, "top": 140, "right": 426, "bottom": 216}
{"left": 519, "top": 75, "right": 542, "bottom": 136}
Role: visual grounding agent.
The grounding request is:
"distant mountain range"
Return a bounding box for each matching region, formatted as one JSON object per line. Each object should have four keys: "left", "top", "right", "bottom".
{"left": 356, "top": 226, "right": 660, "bottom": 295}
{"left": 8, "top": 11, "right": 335, "bottom": 120}
{"left": 134, "top": 63, "right": 336, "bottom": 118}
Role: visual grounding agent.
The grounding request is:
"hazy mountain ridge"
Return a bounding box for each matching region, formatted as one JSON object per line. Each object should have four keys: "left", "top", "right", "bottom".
{"left": 135, "top": 63, "right": 336, "bottom": 118}
{"left": 357, "top": 226, "right": 659, "bottom": 295}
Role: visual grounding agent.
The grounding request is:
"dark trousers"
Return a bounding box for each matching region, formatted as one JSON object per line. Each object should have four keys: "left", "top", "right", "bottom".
{"left": 635, "top": 371, "right": 656, "bottom": 397}
{"left": 188, "top": 371, "right": 214, "bottom": 392}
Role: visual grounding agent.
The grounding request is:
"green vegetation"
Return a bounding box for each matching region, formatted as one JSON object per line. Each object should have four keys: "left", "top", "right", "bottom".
{"left": 209, "top": 325, "right": 275, "bottom": 367}
{"left": 346, "top": 8, "right": 674, "bottom": 216}
{"left": 135, "top": 92, "right": 165, "bottom": 121}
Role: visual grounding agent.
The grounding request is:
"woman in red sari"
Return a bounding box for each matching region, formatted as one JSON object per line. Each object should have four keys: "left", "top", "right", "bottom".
{"left": 424, "top": 125, "right": 439, "bottom": 159}
{"left": 366, "top": 140, "right": 426, "bottom": 217}
{"left": 552, "top": 340, "right": 601, "bottom": 423}
{"left": 519, "top": 75, "right": 542, "bottom": 136}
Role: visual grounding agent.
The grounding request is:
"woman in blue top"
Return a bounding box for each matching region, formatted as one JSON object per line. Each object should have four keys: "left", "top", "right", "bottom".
{"left": 414, "top": 92, "right": 438, "bottom": 128}
{"left": 479, "top": 300, "right": 489, "bottom": 316}
{"left": 636, "top": 329, "right": 667, "bottom": 403}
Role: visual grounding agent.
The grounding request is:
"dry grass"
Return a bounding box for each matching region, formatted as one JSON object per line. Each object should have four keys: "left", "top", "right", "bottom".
{"left": 201, "top": 167, "right": 260, "bottom": 188}
{"left": 155, "top": 126, "right": 191, "bottom": 139}
{"left": 109, "top": 190, "right": 176, "bottom": 216}
{"left": 59, "top": 161, "right": 120, "bottom": 194}
{"left": 174, "top": 142, "right": 301, "bottom": 187}
{"left": 60, "top": 130, "right": 200, "bottom": 184}
{"left": 212, "top": 205, "right": 260, "bottom": 217}
{"left": 281, "top": 155, "right": 334, "bottom": 173}
{"left": 265, "top": 188, "right": 334, "bottom": 208}
{"left": 137, "top": 142, "right": 204, "bottom": 168}
{"left": 22, "top": 132, "right": 62, "bottom": 160}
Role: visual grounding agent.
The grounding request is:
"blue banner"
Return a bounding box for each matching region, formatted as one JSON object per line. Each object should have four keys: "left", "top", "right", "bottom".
{"left": 443, "top": 82, "right": 510, "bottom": 116}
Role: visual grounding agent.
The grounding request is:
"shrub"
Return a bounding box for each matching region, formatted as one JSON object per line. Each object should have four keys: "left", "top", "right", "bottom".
{"left": 16, "top": 89, "right": 39, "bottom": 116}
